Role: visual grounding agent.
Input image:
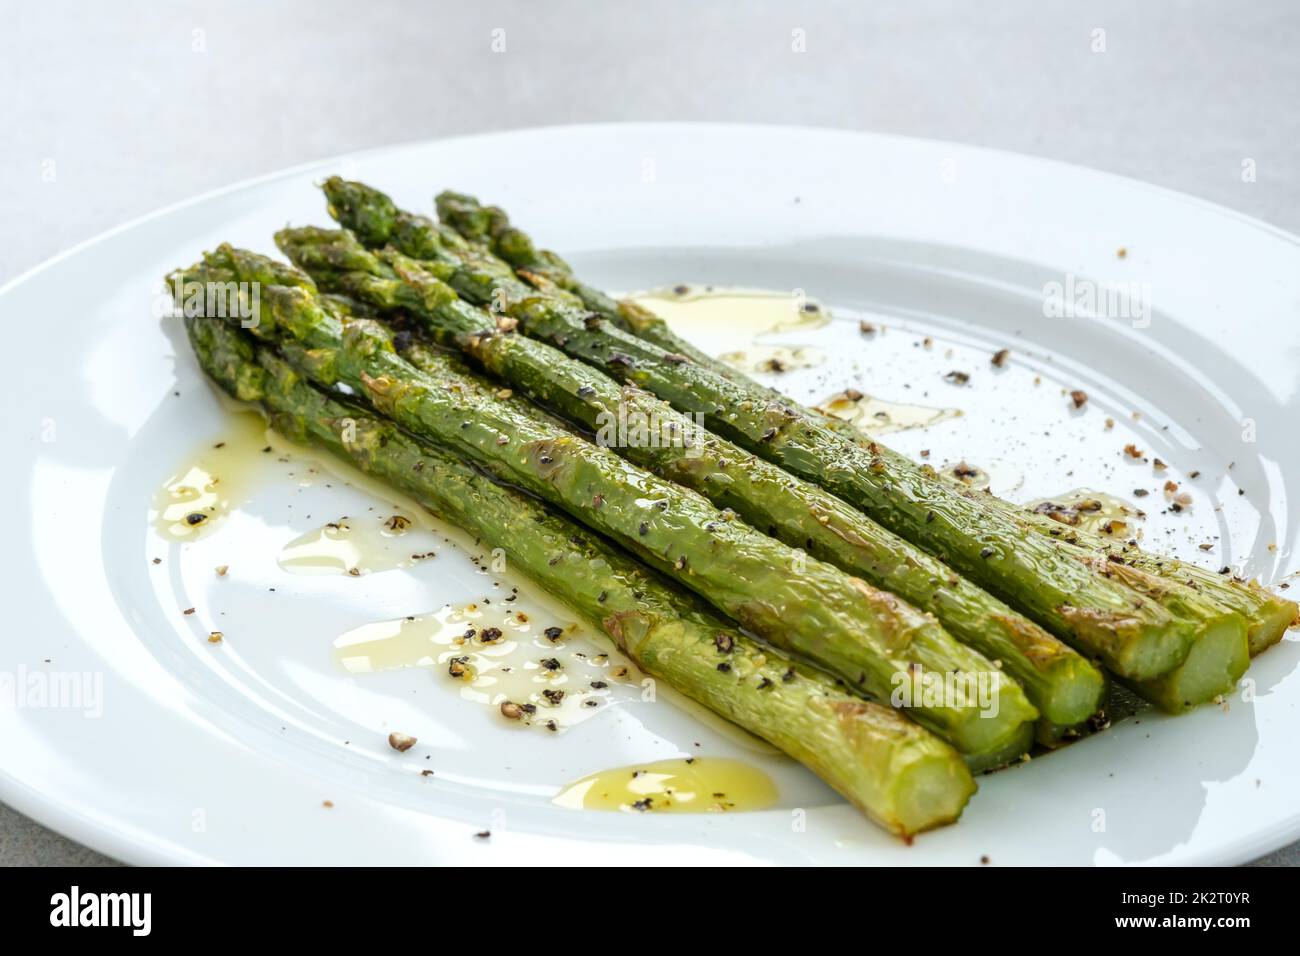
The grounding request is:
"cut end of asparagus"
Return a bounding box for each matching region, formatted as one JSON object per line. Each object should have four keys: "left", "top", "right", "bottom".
{"left": 1037, "top": 655, "right": 1109, "bottom": 727}
{"left": 1132, "top": 614, "right": 1249, "bottom": 714}
{"left": 819, "top": 697, "right": 976, "bottom": 836}
{"left": 892, "top": 752, "right": 980, "bottom": 837}
{"left": 895, "top": 663, "right": 1037, "bottom": 767}
{"left": 1246, "top": 591, "right": 1299, "bottom": 657}
{"left": 1053, "top": 530, "right": 1298, "bottom": 661}
{"left": 1055, "top": 602, "right": 1193, "bottom": 682}
{"left": 615, "top": 297, "right": 673, "bottom": 336}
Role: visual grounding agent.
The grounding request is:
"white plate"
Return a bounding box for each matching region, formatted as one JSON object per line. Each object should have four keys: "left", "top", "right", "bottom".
{"left": 3, "top": 124, "right": 1298, "bottom": 866}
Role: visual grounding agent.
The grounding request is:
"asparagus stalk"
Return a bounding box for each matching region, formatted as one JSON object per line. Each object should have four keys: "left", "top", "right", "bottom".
{"left": 297, "top": 202, "right": 1106, "bottom": 731}
{"left": 1006, "top": 512, "right": 1294, "bottom": 658}
{"left": 434, "top": 189, "right": 907, "bottom": 440}
{"left": 185, "top": 315, "right": 975, "bottom": 835}
{"left": 435, "top": 192, "right": 742, "bottom": 375}
{"left": 173, "top": 246, "right": 1036, "bottom": 762}
{"left": 1000, "top": 519, "right": 1269, "bottom": 709}
{"left": 432, "top": 189, "right": 1271, "bottom": 675}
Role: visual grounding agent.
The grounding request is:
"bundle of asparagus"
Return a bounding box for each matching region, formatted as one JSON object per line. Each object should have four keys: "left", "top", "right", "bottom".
{"left": 174, "top": 244, "right": 1037, "bottom": 766}
{"left": 185, "top": 312, "right": 974, "bottom": 835}
{"left": 274, "top": 224, "right": 1101, "bottom": 739}
{"left": 315, "top": 180, "right": 1277, "bottom": 712}
{"left": 167, "top": 177, "right": 1296, "bottom": 838}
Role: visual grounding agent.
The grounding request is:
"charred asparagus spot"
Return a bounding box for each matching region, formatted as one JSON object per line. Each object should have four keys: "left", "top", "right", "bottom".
{"left": 317, "top": 179, "right": 1104, "bottom": 734}
{"left": 425, "top": 190, "right": 1261, "bottom": 691}
{"left": 184, "top": 313, "right": 975, "bottom": 836}
{"left": 175, "top": 244, "right": 1034, "bottom": 763}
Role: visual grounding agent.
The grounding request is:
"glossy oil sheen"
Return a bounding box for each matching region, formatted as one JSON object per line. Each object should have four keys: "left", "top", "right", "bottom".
{"left": 553, "top": 757, "right": 778, "bottom": 813}
{"left": 816, "top": 386, "right": 961, "bottom": 436}
{"left": 628, "top": 286, "right": 829, "bottom": 372}
{"left": 333, "top": 601, "right": 641, "bottom": 733}
{"left": 1025, "top": 488, "right": 1144, "bottom": 539}
{"left": 278, "top": 512, "right": 425, "bottom": 576}
{"left": 151, "top": 412, "right": 268, "bottom": 540}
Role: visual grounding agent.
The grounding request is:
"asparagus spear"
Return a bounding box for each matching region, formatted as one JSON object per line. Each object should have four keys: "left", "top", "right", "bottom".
{"left": 966, "top": 495, "right": 1253, "bottom": 710}
{"left": 185, "top": 314, "right": 975, "bottom": 835}
{"left": 293, "top": 207, "right": 1105, "bottom": 731}
{"left": 434, "top": 189, "right": 900, "bottom": 439}
{"left": 1007, "top": 512, "right": 1294, "bottom": 658}
{"left": 173, "top": 247, "right": 1036, "bottom": 761}
{"left": 436, "top": 192, "right": 736, "bottom": 372}
{"left": 432, "top": 189, "right": 1273, "bottom": 671}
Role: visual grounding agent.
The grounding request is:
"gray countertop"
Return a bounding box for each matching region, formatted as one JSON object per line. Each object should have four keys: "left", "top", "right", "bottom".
{"left": 2, "top": 0, "right": 1296, "bottom": 866}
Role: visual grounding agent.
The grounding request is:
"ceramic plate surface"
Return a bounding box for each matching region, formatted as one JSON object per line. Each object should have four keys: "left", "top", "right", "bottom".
{"left": 3, "top": 123, "right": 1298, "bottom": 865}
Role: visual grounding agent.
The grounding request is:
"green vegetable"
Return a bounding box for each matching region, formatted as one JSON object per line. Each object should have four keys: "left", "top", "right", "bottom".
{"left": 313, "top": 182, "right": 1106, "bottom": 731}
{"left": 1007, "top": 511, "right": 1295, "bottom": 658}
{"left": 434, "top": 192, "right": 751, "bottom": 372}
{"left": 433, "top": 188, "right": 906, "bottom": 439}
{"left": 536, "top": 314, "right": 1246, "bottom": 688}
{"left": 172, "top": 245, "right": 1036, "bottom": 762}
{"left": 430, "top": 189, "right": 1266, "bottom": 690}
{"left": 185, "top": 313, "right": 976, "bottom": 836}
